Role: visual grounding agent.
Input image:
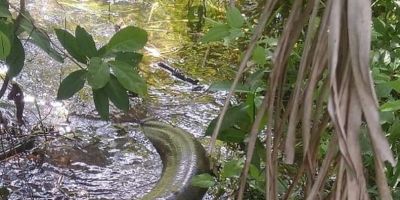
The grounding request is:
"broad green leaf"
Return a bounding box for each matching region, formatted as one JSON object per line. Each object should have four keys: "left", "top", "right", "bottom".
{"left": 0, "top": 18, "right": 13, "bottom": 37}
{"left": 31, "top": 29, "right": 64, "bottom": 62}
{"left": 249, "top": 164, "right": 264, "bottom": 181}
{"left": 16, "top": 11, "right": 34, "bottom": 33}
{"left": 93, "top": 88, "right": 109, "bottom": 120}
{"left": 380, "top": 100, "right": 400, "bottom": 112}
{"left": 389, "top": 79, "right": 400, "bottom": 93}
{"left": 105, "top": 76, "right": 129, "bottom": 111}
{"left": 96, "top": 45, "right": 108, "bottom": 57}
{"left": 228, "top": 27, "right": 244, "bottom": 39}
{"left": 245, "top": 93, "right": 256, "bottom": 120}
{"left": 223, "top": 28, "right": 244, "bottom": 45}
{"left": 373, "top": 18, "right": 386, "bottom": 35}
{"left": 87, "top": 57, "right": 109, "bottom": 89}
{"left": 190, "top": 173, "right": 215, "bottom": 188}
{"left": 115, "top": 52, "right": 143, "bottom": 67}
{"left": 75, "top": 26, "right": 97, "bottom": 58}
{"left": 375, "top": 82, "right": 392, "bottom": 98}
{"left": 253, "top": 139, "right": 266, "bottom": 165}
{"left": 56, "top": 70, "right": 87, "bottom": 100}
{"left": 107, "top": 26, "right": 147, "bottom": 53}
{"left": 246, "top": 69, "right": 267, "bottom": 91}
{"left": 389, "top": 121, "right": 400, "bottom": 142}
{"left": 200, "top": 24, "right": 230, "bottom": 43}
{"left": 18, "top": 12, "right": 63, "bottom": 62}
{"left": 204, "top": 17, "right": 222, "bottom": 26}
{"left": 0, "top": 31, "right": 10, "bottom": 59}
{"left": 379, "top": 111, "right": 394, "bottom": 124}
{"left": 221, "top": 159, "right": 243, "bottom": 178}
{"left": 217, "top": 128, "right": 247, "bottom": 143}
{"left": 209, "top": 81, "right": 251, "bottom": 93}
{"left": 109, "top": 61, "right": 147, "bottom": 96}
{"left": 252, "top": 45, "right": 267, "bottom": 65}
{"left": 0, "top": 4, "right": 11, "bottom": 18}
{"left": 205, "top": 103, "right": 252, "bottom": 137}
{"left": 55, "top": 28, "right": 87, "bottom": 63}
{"left": 226, "top": 7, "right": 244, "bottom": 28}
{"left": 6, "top": 36, "right": 24, "bottom": 77}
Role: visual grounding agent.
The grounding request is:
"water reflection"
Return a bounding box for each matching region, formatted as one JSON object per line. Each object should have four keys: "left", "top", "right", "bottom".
{"left": 1, "top": 0, "right": 236, "bottom": 199}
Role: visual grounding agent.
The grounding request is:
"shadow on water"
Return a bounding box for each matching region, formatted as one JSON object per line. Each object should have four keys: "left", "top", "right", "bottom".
{"left": 0, "top": 0, "right": 240, "bottom": 199}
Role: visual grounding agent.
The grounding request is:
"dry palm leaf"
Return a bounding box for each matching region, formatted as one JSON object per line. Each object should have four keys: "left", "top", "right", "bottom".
{"left": 210, "top": 0, "right": 396, "bottom": 199}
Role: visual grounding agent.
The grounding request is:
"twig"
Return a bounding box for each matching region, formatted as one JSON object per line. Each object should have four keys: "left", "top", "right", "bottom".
{"left": 147, "top": 2, "right": 158, "bottom": 24}
{"left": 33, "top": 99, "right": 47, "bottom": 140}
{"left": 200, "top": 46, "right": 210, "bottom": 68}
{"left": 208, "top": 0, "right": 278, "bottom": 155}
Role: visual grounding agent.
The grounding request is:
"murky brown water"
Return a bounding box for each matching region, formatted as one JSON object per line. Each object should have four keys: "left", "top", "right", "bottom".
{"left": 0, "top": 0, "right": 235, "bottom": 199}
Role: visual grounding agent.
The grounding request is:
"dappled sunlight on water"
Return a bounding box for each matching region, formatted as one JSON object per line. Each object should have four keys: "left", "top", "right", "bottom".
{"left": 0, "top": 0, "right": 238, "bottom": 199}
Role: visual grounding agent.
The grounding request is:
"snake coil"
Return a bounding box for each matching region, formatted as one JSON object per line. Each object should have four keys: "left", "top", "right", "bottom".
{"left": 141, "top": 120, "right": 210, "bottom": 200}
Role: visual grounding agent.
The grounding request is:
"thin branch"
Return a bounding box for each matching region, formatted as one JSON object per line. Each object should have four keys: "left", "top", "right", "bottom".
{"left": 207, "top": 0, "right": 278, "bottom": 155}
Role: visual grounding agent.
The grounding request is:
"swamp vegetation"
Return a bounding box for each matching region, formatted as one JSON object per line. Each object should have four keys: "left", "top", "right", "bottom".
{"left": 0, "top": 0, "right": 400, "bottom": 199}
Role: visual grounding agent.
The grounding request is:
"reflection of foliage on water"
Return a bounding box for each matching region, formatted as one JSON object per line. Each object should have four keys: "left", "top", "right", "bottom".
{"left": 175, "top": 43, "right": 238, "bottom": 82}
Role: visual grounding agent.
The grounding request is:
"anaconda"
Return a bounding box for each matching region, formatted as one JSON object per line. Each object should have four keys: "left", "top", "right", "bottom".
{"left": 0, "top": 119, "right": 211, "bottom": 199}
{"left": 140, "top": 120, "right": 210, "bottom": 200}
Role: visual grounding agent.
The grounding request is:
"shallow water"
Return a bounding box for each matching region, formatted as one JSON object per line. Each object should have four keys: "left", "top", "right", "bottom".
{"left": 0, "top": 0, "right": 235, "bottom": 199}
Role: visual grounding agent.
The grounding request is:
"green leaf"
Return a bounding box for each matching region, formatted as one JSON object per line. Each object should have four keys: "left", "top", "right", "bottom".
{"left": 0, "top": 4, "right": 11, "bottom": 18}
{"left": 217, "top": 128, "right": 247, "bottom": 143}
{"left": 75, "top": 26, "right": 97, "bottom": 58}
{"left": 0, "top": 31, "right": 11, "bottom": 59}
{"left": 6, "top": 36, "right": 25, "bottom": 77}
{"left": 249, "top": 164, "right": 264, "bottom": 181}
{"left": 222, "top": 159, "right": 243, "bottom": 178}
{"left": 18, "top": 12, "right": 63, "bottom": 62}
{"left": 0, "top": 17, "right": 13, "bottom": 37}
{"left": 224, "top": 27, "right": 244, "bottom": 44}
{"left": 253, "top": 139, "right": 266, "bottom": 165}
{"left": 226, "top": 7, "right": 244, "bottom": 28}
{"left": 380, "top": 100, "right": 400, "bottom": 112}
{"left": 373, "top": 18, "right": 386, "bottom": 35}
{"left": 204, "top": 17, "right": 222, "bottom": 26}
{"left": 379, "top": 111, "right": 394, "bottom": 124}
{"left": 104, "top": 75, "right": 129, "bottom": 111}
{"left": 55, "top": 28, "right": 87, "bottom": 63}
{"left": 252, "top": 45, "right": 267, "bottom": 65}
{"left": 388, "top": 121, "right": 400, "bottom": 142}
{"left": 200, "top": 24, "right": 230, "bottom": 43}
{"left": 375, "top": 82, "right": 392, "bottom": 98}
{"left": 16, "top": 11, "right": 34, "bottom": 33}
{"left": 115, "top": 52, "right": 143, "bottom": 67}
{"left": 97, "top": 45, "right": 107, "bottom": 57}
{"left": 57, "top": 70, "right": 87, "bottom": 100}
{"left": 389, "top": 79, "right": 400, "bottom": 93}
{"left": 205, "top": 103, "right": 252, "bottom": 138}
{"left": 32, "top": 28, "right": 64, "bottom": 62}
{"left": 209, "top": 81, "right": 251, "bottom": 93}
{"left": 93, "top": 88, "right": 109, "bottom": 120}
{"left": 87, "top": 57, "right": 110, "bottom": 89}
{"left": 109, "top": 61, "right": 147, "bottom": 96}
{"left": 190, "top": 173, "right": 215, "bottom": 188}
{"left": 107, "top": 26, "right": 147, "bottom": 53}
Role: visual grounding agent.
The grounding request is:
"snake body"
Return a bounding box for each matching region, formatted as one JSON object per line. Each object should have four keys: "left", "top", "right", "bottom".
{"left": 141, "top": 120, "right": 210, "bottom": 200}
{"left": 0, "top": 120, "right": 211, "bottom": 200}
